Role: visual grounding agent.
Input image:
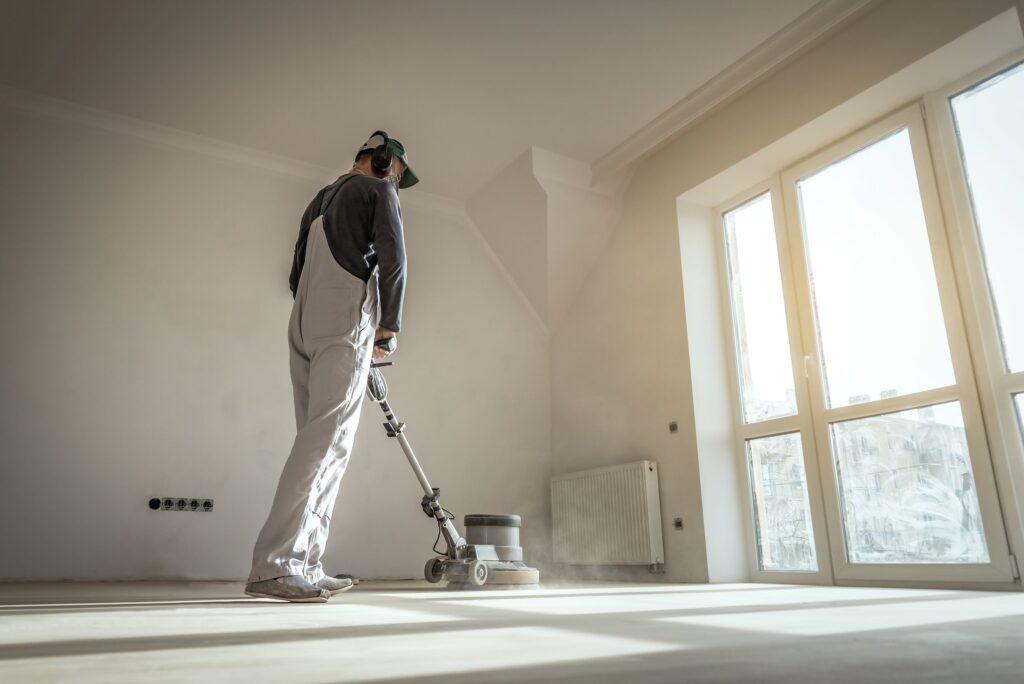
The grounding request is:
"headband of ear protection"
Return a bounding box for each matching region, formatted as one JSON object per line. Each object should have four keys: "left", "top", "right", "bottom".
{"left": 366, "top": 130, "right": 394, "bottom": 175}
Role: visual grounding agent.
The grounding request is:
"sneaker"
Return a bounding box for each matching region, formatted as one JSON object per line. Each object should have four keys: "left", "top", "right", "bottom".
{"left": 245, "top": 576, "right": 330, "bottom": 603}
{"left": 315, "top": 576, "right": 355, "bottom": 596}
{"left": 332, "top": 573, "right": 360, "bottom": 586}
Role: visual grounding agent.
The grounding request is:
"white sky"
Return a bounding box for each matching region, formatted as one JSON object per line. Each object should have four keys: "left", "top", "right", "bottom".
{"left": 726, "top": 193, "right": 796, "bottom": 421}
{"left": 951, "top": 62, "right": 1024, "bottom": 374}
{"left": 727, "top": 130, "right": 960, "bottom": 417}
{"left": 798, "top": 129, "right": 956, "bottom": 408}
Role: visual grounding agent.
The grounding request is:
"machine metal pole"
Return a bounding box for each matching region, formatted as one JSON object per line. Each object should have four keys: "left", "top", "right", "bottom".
{"left": 378, "top": 398, "right": 434, "bottom": 498}
{"left": 366, "top": 365, "right": 467, "bottom": 557}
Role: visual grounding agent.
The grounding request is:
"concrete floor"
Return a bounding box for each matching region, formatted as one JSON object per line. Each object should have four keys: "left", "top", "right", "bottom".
{"left": 2, "top": 581, "right": 1023, "bottom": 683}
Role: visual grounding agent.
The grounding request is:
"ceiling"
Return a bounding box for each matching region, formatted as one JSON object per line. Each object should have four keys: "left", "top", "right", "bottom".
{"left": 0, "top": 0, "right": 817, "bottom": 199}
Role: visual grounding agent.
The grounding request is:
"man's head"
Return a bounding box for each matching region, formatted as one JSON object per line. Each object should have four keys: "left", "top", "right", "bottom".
{"left": 354, "top": 131, "right": 419, "bottom": 189}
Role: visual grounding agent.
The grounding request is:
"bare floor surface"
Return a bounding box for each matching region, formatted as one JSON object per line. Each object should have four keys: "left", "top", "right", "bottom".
{"left": 1, "top": 581, "right": 1023, "bottom": 682}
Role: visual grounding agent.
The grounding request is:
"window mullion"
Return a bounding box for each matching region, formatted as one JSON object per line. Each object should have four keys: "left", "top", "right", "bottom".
{"left": 1002, "top": 371, "right": 1024, "bottom": 395}
{"left": 822, "top": 385, "right": 961, "bottom": 424}
{"left": 738, "top": 416, "right": 803, "bottom": 441}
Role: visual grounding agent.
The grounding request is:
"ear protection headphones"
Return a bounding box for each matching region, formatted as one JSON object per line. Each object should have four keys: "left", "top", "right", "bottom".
{"left": 367, "top": 130, "right": 394, "bottom": 175}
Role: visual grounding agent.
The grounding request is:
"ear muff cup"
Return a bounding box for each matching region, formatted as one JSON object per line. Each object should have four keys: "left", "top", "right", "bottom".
{"left": 370, "top": 132, "right": 394, "bottom": 175}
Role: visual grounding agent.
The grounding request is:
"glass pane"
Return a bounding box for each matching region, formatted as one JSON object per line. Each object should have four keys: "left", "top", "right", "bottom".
{"left": 724, "top": 194, "right": 797, "bottom": 423}
{"left": 951, "top": 63, "right": 1024, "bottom": 372}
{"left": 797, "top": 129, "right": 956, "bottom": 408}
{"left": 746, "top": 433, "right": 817, "bottom": 571}
{"left": 830, "top": 402, "right": 989, "bottom": 563}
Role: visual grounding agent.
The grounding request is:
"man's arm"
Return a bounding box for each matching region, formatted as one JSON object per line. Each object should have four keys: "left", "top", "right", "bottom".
{"left": 289, "top": 188, "right": 326, "bottom": 297}
{"left": 371, "top": 182, "right": 407, "bottom": 333}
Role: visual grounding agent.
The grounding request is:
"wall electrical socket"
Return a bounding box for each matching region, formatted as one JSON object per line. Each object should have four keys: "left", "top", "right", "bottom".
{"left": 149, "top": 497, "right": 214, "bottom": 512}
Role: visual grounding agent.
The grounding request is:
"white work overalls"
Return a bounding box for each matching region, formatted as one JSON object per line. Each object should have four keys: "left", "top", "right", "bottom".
{"left": 248, "top": 212, "right": 378, "bottom": 583}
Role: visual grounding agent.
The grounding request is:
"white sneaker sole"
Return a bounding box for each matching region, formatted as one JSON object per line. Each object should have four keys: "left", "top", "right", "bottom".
{"left": 244, "top": 589, "right": 330, "bottom": 603}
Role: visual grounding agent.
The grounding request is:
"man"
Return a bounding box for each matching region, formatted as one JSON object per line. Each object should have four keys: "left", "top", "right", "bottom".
{"left": 245, "top": 131, "right": 418, "bottom": 602}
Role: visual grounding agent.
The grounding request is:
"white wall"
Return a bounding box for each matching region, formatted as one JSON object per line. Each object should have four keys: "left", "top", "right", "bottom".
{"left": 550, "top": 188, "right": 711, "bottom": 582}
{"left": 536, "top": 149, "right": 624, "bottom": 325}
{"left": 0, "top": 102, "right": 550, "bottom": 581}
{"left": 465, "top": 150, "right": 548, "bottom": 323}
{"left": 677, "top": 200, "right": 751, "bottom": 583}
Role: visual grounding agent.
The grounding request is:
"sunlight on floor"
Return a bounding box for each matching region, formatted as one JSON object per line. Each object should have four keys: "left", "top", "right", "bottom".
{"left": 659, "top": 593, "right": 1024, "bottom": 636}
{"left": 428, "top": 584, "right": 955, "bottom": 616}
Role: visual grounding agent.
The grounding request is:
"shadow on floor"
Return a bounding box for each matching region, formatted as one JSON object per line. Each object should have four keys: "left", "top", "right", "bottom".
{"left": 0, "top": 583, "right": 812, "bottom": 614}
{"left": 365, "top": 613, "right": 1024, "bottom": 684}
{"left": 0, "top": 590, "right": 993, "bottom": 661}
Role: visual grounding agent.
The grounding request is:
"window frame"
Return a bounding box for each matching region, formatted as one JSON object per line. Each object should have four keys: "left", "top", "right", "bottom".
{"left": 781, "top": 103, "right": 1013, "bottom": 584}
{"left": 924, "top": 47, "right": 1024, "bottom": 578}
{"left": 717, "top": 102, "right": 1018, "bottom": 586}
{"left": 715, "top": 178, "right": 834, "bottom": 585}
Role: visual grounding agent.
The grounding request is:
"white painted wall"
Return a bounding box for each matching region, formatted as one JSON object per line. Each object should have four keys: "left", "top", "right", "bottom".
{"left": 550, "top": 188, "right": 710, "bottom": 582}
{"left": 0, "top": 103, "right": 550, "bottom": 581}
{"left": 676, "top": 200, "right": 752, "bottom": 582}
{"left": 465, "top": 150, "right": 548, "bottom": 323}
{"left": 536, "top": 151, "right": 624, "bottom": 325}
{"left": 467, "top": 148, "right": 625, "bottom": 327}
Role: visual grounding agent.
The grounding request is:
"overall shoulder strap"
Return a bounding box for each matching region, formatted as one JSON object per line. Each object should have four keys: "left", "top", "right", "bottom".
{"left": 319, "top": 173, "right": 360, "bottom": 217}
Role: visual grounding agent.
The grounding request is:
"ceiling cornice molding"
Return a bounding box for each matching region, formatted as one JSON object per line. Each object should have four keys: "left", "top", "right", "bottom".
{"left": 0, "top": 82, "right": 464, "bottom": 218}
{"left": 591, "top": 0, "right": 880, "bottom": 182}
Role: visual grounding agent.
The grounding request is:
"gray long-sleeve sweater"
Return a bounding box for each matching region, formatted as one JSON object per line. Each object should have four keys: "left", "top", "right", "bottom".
{"left": 289, "top": 173, "right": 407, "bottom": 332}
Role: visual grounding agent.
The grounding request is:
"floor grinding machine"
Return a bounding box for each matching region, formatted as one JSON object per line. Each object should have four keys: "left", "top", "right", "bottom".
{"left": 366, "top": 354, "right": 540, "bottom": 589}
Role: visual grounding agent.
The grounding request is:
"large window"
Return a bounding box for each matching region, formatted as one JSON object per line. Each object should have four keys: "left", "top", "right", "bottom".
{"left": 830, "top": 402, "right": 988, "bottom": 564}
{"left": 951, "top": 62, "right": 1024, "bottom": 373}
{"left": 796, "top": 130, "right": 956, "bottom": 409}
{"left": 723, "top": 194, "right": 818, "bottom": 575}
{"left": 723, "top": 194, "right": 797, "bottom": 422}
{"left": 719, "top": 98, "right": 1016, "bottom": 585}
{"left": 945, "top": 60, "right": 1024, "bottom": 473}
{"left": 746, "top": 433, "right": 816, "bottom": 571}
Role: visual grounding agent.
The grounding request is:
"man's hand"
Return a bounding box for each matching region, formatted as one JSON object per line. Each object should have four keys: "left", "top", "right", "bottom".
{"left": 373, "top": 328, "right": 398, "bottom": 360}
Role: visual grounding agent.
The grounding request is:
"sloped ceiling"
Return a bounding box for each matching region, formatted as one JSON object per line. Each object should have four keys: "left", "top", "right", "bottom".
{"left": 0, "top": 0, "right": 816, "bottom": 200}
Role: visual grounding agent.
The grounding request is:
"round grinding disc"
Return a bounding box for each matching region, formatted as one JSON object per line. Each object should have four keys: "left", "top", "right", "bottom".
{"left": 485, "top": 566, "right": 540, "bottom": 585}
{"left": 445, "top": 563, "right": 540, "bottom": 590}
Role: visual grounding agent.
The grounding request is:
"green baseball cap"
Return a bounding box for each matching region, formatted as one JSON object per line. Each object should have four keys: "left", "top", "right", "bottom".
{"left": 359, "top": 132, "right": 419, "bottom": 189}
{"left": 388, "top": 138, "right": 419, "bottom": 189}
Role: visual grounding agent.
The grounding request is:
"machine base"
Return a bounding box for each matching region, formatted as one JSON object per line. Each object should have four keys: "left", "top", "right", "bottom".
{"left": 445, "top": 562, "right": 540, "bottom": 590}
{"left": 425, "top": 513, "right": 540, "bottom": 590}
{"left": 426, "top": 557, "right": 541, "bottom": 589}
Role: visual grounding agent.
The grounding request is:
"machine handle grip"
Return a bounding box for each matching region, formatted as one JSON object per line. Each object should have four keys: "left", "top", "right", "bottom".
{"left": 374, "top": 337, "right": 397, "bottom": 353}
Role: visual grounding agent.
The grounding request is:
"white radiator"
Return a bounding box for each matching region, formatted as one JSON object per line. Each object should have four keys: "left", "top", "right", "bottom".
{"left": 551, "top": 460, "right": 665, "bottom": 565}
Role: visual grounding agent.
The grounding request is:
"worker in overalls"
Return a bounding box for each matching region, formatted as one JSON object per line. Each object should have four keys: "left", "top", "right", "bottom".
{"left": 246, "top": 131, "right": 418, "bottom": 602}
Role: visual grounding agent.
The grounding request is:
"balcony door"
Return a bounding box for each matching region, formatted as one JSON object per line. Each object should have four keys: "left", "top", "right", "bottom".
{"left": 720, "top": 104, "right": 1015, "bottom": 585}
